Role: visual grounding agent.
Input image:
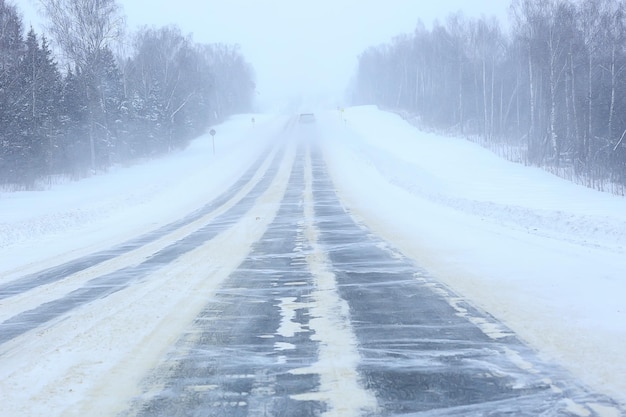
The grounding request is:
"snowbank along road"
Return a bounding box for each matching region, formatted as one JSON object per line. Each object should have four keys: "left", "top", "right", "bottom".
{"left": 0, "top": 115, "right": 623, "bottom": 416}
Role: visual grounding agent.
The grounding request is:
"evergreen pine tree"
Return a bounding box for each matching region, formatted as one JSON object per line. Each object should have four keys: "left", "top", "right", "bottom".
{"left": 0, "top": 0, "right": 25, "bottom": 187}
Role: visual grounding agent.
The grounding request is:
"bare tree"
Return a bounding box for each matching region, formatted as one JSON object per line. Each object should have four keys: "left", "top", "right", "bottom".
{"left": 468, "top": 17, "right": 504, "bottom": 140}
{"left": 511, "top": 0, "right": 542, "bottom": 160}
{"left": 578, "top": 0, "right": 601, "bottom": 166}
{"left": 599, "top": 0, "right": 626, "bottom": 143}
{"left": 446, "top": 13, "right": 469, "bottom": 133}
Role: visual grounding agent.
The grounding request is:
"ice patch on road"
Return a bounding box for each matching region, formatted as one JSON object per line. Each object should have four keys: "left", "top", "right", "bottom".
{"left": 564, "top": 399, "right": 592, "bottom": 417}
{"left": 276, "top": 297, "right": 311, "bottom": 338}
{"left": 274, "top": 342, "right": 296, "bottom": 351}
{"left": 588, "top": 403, "right": 622, "bottom": 417}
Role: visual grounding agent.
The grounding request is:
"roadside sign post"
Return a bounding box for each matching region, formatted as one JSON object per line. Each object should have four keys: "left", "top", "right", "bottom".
{"left": 209, "top": 129, "right": 216, "bottom": 155}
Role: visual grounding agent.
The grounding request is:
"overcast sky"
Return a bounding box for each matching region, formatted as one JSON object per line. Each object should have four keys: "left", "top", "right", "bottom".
{"left": 20, "top": 0, "right": 510, "bottom": 109}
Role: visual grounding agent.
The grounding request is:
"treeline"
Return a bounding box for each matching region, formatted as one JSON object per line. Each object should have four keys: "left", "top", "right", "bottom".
{"left": 353, "top": 0, "right": 626, "bottom": 193}
{"left": 0, "top": 0, "right": 255, "bottom": 190}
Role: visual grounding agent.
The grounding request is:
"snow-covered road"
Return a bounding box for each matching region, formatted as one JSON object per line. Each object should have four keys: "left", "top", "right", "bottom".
{"left": 0, "top": 107, "right": 625, "bottom": 416}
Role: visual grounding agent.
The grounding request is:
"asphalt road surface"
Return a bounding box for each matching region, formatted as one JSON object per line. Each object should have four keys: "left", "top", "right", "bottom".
{"left": 120, "top": 126, "right": 619, "bottom": 416}
{"left": 1, "top": 121, "right": 622, "bottom": 416}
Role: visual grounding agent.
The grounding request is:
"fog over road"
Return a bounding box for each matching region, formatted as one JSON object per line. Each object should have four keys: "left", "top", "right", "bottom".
{"left": 0, "top": 120, "right": 621, "bottom": 416}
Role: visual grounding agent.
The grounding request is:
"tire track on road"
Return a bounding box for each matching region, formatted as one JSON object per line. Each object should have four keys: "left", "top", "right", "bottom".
{"left": 0, "top": 139, "right": 288, "bottom": 346}
{"left": 123, "top": 139, "right": 326, "bottom": 417}
{"left": 0, "top": 144, "right": 274, "bottom": 301}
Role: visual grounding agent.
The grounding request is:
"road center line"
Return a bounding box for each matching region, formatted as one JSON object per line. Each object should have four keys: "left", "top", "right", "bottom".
{"left": 289, "top": 144, "right": 378, "bottom": 417}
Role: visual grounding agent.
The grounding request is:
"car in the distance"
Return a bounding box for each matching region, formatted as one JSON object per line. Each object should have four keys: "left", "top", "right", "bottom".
{"left": 298, "top": 113, "right": 316, "bottom": 124}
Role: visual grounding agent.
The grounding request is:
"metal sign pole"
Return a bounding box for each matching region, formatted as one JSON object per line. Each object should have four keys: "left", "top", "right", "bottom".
{"left": 209, "top": 129, "right": 216, "bottom": 155}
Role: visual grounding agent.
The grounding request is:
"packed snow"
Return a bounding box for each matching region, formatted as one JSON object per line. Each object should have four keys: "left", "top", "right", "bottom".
{"left": 1, "top": 106, "right": 625, "bottom": 414}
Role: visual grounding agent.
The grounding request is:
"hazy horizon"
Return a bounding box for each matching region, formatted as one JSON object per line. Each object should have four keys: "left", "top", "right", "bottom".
{"left": 19, "top": 0, "right": 510, "bottom": 110}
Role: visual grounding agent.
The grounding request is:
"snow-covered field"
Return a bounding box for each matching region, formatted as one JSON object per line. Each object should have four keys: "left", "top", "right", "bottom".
{"left": 1, "top": 106, "right": 625, "bottom": 413}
